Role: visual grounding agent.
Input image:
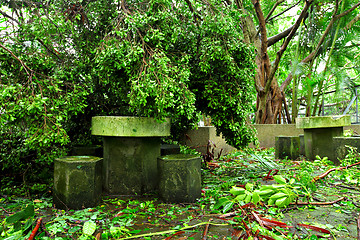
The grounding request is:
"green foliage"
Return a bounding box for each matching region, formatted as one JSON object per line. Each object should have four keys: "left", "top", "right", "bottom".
{"left": 1, "top": 204, "right": 35, "bottom": 238}
{"left": 215, "top": 176, "right": 299, "bottom": 212}
{"left": 1, "top": 0, "right": 256, "bottom": 186}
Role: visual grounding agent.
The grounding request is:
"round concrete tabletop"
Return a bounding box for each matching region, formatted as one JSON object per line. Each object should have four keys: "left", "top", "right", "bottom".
{"left": 91, "top": 116, "right": 171, "bottom": 137}
{"left": 296, "top": 115, "right": 351, "bottom": 129}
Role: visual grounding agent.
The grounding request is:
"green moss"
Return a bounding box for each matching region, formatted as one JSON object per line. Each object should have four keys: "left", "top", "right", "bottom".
{"left": 296, "top": 115, "right": 351, "bottom": 129}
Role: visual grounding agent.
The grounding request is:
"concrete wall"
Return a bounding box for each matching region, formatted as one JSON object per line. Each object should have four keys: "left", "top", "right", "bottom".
{"left": 180, "top": 126, "right": 236, "bottom": 156}
{"left": 250, "top": 124, "right": 303, "bottom": 148}
{"left": 252, "top": 124, "right": 360, "bottom": 148}
{"left": 180, "top": 124, "right": 360, "bottom": 152}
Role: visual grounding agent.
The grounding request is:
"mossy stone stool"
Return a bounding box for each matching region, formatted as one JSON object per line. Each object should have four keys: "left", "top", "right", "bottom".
{"left": 275, "top": 136, "right": 300, "bottom": 159}
{"left": 53, "top": 156, "right": 102, "bottom": 210}
{"left": 296, "top": 115, "right": 351, "bottom": 164}
{"left": 333, "top": 136, "right": 360, "bottom": 160}
{"left": 158, "top": 154, "right": 201, "bottom": 203}
{"left": 92, "top": 116, "right": 170, "bottom": 195}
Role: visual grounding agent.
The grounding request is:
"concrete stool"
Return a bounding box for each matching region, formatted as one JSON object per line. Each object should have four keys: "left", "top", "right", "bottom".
{"left": 92, "top": 116, "right": 170, "bottom": 194}
{"left": 53, "top": 156, "right": 102, "bottom": 210}
{"left": 333, "top": 136, "right": 360, "bottom": 160}
{"left": 158, "top": 154, "right": 201, "bottom": 203}
{"left": 275, "top": 136, "right": 300, "bottom": 159}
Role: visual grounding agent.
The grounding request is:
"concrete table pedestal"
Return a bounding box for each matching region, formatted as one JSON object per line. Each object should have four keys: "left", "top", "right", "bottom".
{"left": 296, "top": 115, "right": 351, "bottom": 164}
{"left": 158, "top": 154, "right": 201, "bottom": 203}
{"left": 53, "top": 156, "right": 103, "bottom": 210}
{"left": 92, "top": 116, "right": 170, "bottom": 195}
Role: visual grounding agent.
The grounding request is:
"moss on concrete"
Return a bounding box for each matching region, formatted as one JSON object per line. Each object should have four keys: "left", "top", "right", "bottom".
{"left": 333, "top": 136, "right": 360, "bottom": 160}
{"left": 103, "top": 137, "right": 161, "bottom": 194}
{"left": 304, "top": 127, "right": 343, "bottom": 164}
{"left": 53, "top": 156, "right": 102, "bottom": 210}
{"left": 296, "top": 115, "right": 351, "bottom": 129}
{"left": 158, "top": 154, "right": 201, "bottom": 203}
{"left": 91, "top": 116, "right": 170, "bottom": 137}
{"left": 275, "top": 136, "right": 300, "bottom": 160}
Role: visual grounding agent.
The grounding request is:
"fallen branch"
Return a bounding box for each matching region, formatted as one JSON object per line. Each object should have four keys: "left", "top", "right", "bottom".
{"left": 28, "top": 217, "right": 42, "bottom": 240}
{"left": 218, "top": 211, "right": 240, "bottom": 218}
{"left": 164, "top": 231, "right": 185, "bottom": 240}
{"left": 290, "top": 197, "right": 345, "bottom": 206}
{"left": 297, "top": 223, "right": 330, "bottom": 234}
{"left": 328, "top": 182, "right": 359, "bottom": 191}
{"left": 202, "top": 218, "right": 212, "bottom": 240}
{"left": 312, "top": 161, "right": 360, "bottom": 182}
{"left": 120, "top": 221, "right": 229, "bottom": 240}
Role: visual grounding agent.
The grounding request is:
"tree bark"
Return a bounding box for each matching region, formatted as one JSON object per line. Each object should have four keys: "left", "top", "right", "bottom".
{"left": 252, "top": 0, "right": 313, "bottom": 124}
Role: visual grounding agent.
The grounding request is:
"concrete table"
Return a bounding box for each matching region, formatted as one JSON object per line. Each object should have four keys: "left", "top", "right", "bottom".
{"left": 296, "top": 115, "right": 351, "bottom": 163}
{"left": 92, "top": 116, "right": 170, "bottom": 194}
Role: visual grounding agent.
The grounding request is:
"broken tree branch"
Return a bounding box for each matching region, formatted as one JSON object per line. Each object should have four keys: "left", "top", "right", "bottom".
{"left": 28, "top": 217, "right": 42, "bottom": 240}
{"left": 291, "top": 197, "right": 345, "bottom": 206}
{"left": 202, "top": 218, "right": 212, "bottom": 240}
{"left": 312, "top": 161, "right": 360, "bottom": 182}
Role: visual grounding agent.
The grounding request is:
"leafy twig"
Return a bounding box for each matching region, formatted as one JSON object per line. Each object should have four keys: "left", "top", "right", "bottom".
{"left": 0, "top": 42, "right": 33, "bottom": 76}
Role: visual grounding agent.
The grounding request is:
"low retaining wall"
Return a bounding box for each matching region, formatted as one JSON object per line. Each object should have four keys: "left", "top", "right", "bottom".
{"left": 251, "top": 124, "right": 360, "bottom": 148}
{"left": 180, "top": 126, "right": 236, "bottom": 156}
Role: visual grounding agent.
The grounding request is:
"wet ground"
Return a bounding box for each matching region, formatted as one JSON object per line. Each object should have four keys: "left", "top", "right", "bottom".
{"left": 1, "top": 152, "right": 360, "bottom": 239}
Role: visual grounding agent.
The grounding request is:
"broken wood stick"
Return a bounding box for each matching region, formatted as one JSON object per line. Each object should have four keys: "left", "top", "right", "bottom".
{"left": 291, "top": 197, "right": 345, "bottom": 206}
{"left": 202, "top": 218, "right": 212, "bottom": 240}
{"left": 28, "top": 217, "right": 42, "bottom": 240}
{"left": 312, "top": 161, "right": 360, "bottom": 182}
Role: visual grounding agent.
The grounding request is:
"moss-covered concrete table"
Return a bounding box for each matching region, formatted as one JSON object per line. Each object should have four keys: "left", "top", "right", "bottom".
{"left": 92, "top": 116, "right": 170, "bottom": 195}
{"left": 296, "top": 115, "right": 351, "bottom": 163}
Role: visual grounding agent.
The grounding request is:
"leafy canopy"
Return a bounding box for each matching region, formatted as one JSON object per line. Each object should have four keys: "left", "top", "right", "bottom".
{"left": 0, "top": 0, "right": 255, "bottom": 183}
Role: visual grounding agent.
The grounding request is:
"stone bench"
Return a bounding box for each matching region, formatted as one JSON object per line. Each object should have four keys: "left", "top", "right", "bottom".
{"left": 158, "top": 154, "right": 201, "bottom": 203}
{"left": 53, "top": 156, "right": 102, "bottom": 210}
{"left": 92, "top": 116, "right": 170, "bottom": 195}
